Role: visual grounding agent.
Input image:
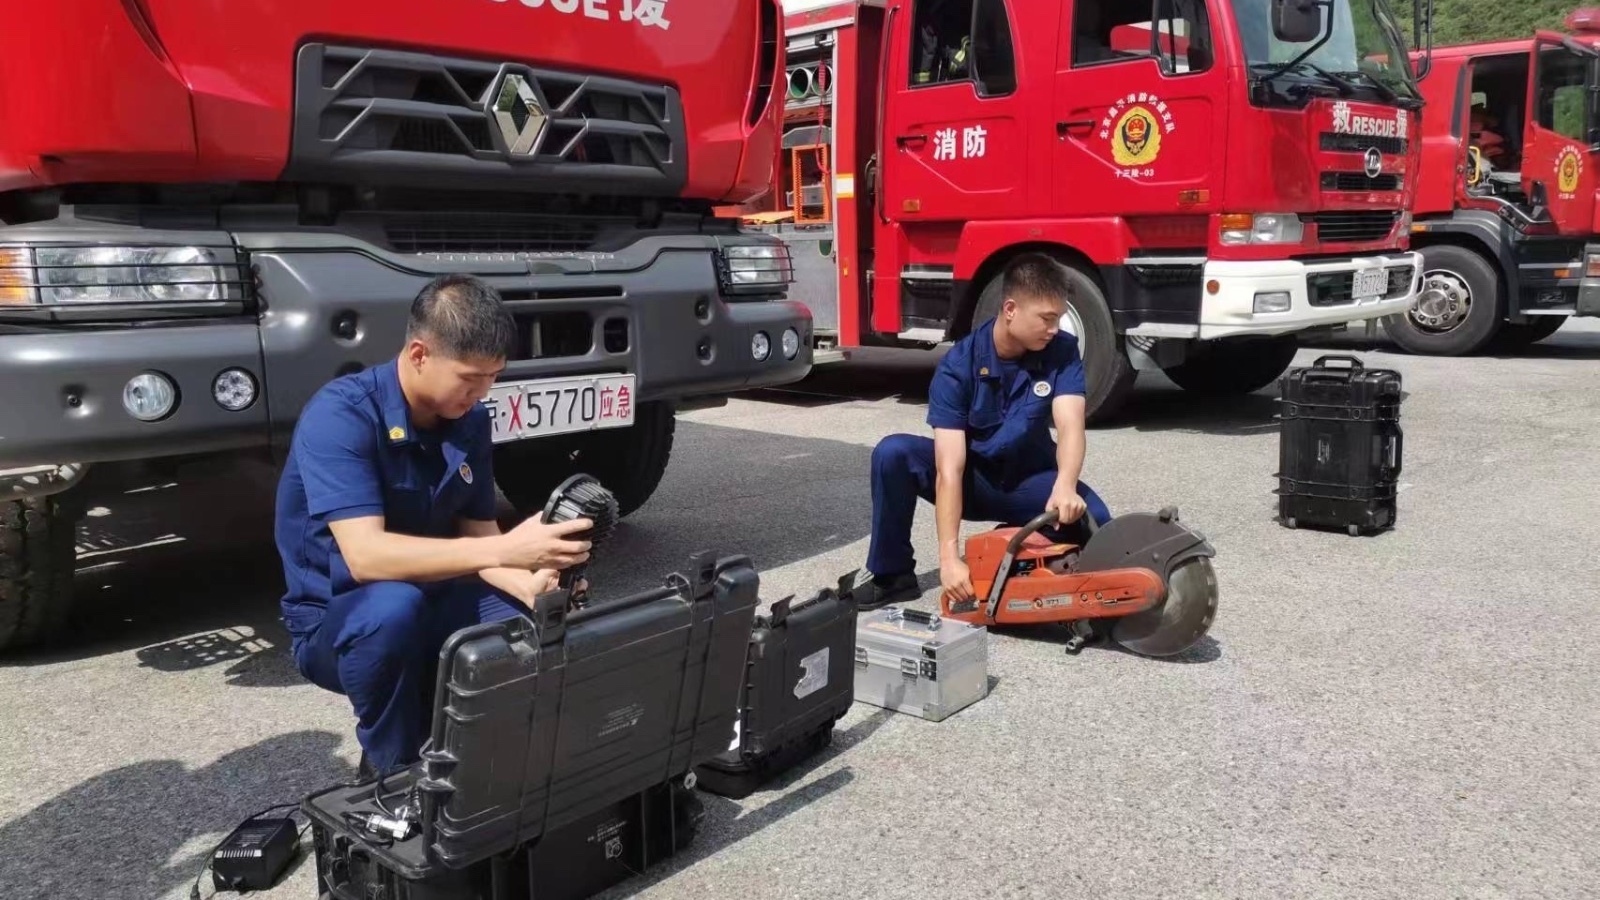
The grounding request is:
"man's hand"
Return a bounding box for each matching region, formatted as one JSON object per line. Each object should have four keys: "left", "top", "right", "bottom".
{"left": 496, "top": 517, "right": 593, "bottom": 570}
{"left": 1045, "top": 480, "right": 1087, "bottom": 525}
{"left": 940, "top": 557, "right": 974, "bottom": 605}
{"left": 483, "top": 567, "right": 561, "bottom": 608}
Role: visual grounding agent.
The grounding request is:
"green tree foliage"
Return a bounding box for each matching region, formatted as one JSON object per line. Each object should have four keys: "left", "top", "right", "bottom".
{"left": 1405, "top": 0, "right": 1585, "bottom": 46}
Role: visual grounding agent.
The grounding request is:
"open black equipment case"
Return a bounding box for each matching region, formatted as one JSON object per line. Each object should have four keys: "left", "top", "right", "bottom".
{"left": 1276, "top": 355, "right": 1404, "bottom": 536}
{"left": 301, "top": 552, "right": 762, "bottom": 900}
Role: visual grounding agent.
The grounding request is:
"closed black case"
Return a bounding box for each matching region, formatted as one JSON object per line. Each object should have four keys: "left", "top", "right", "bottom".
{"left": 1275, "top": 354, "right": 1403, "bottom": 535}
{"left": 694, "top": 586, "right": 857, "bottom": 798}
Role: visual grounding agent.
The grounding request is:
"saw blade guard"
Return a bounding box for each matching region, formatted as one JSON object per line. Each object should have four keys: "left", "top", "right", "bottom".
{"left": 1074, "top": 507, "right": 1219, "bottom": 657}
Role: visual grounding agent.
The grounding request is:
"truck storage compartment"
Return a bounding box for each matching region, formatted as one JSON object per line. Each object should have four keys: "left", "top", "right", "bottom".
{"left": 695, "top": 585, "right": 858, "bottom": 798}
{"left": 300, "top": 551, "right": 760, "bottom": 883}
{"left": 1275, "top": 354, "right": 1404, "bottom": 536}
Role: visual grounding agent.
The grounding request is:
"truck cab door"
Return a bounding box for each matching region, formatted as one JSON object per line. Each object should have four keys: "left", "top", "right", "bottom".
{"left": 1049, "top": 0, "right": 1224, "bottom": 221}
{"left": 878, "top": 0, "right": 1031, "bottom": 225}
{"left": 1522, "top": 33, "right": 1599, "bottom": 236}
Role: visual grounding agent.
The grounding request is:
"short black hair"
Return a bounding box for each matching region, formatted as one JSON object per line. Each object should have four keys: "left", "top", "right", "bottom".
{"left": 406, "top": 274, "right": 516, "bottom": 360}
{"left": 1002, "top": 253, "right": 1072, "bottom": 306}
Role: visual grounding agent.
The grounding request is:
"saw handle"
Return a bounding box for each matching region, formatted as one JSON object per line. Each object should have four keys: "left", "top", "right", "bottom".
{"left": 1005, "top": 506, "right": 1098, "bottom": 556}
{"left": 987, "top": 506, "right": 1098, "bottom": 617}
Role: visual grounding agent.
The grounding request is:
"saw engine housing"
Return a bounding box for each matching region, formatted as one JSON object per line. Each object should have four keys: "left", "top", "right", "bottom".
{"left": 942, "top": 507, "right": 1219, "bottom": 657}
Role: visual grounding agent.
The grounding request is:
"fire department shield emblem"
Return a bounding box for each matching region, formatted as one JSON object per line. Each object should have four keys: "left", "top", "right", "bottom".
{"left": 1557, "top": 147, "right": 1583, "bottom": 195}
{"left": 1112, "top": 106, "right": 1162, "bottom": 167}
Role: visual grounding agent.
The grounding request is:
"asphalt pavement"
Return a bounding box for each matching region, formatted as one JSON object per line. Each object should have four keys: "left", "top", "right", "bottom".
{"left": 2, "top": 321, "right": 1597, "bottom": 900}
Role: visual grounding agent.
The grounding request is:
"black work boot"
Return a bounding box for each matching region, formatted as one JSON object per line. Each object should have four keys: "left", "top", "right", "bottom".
{"left": 839, "top": 569, "right": 920, "bottom": 611}
{"left": 358, "top": 751, "right": 377, "bottom": 782}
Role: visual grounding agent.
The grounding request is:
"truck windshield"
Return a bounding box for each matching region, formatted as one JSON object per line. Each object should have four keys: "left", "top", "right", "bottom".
{"left": 1234, "top": 0, "right": 1420, "bottom": 105}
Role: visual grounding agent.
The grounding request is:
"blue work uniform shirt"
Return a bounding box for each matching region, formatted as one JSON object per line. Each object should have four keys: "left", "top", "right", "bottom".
{"left": 273, "top": 358, "right": 498, "bottom": 637}
{"left": 925, "top": 318, "right": 1087, "bottom": 489}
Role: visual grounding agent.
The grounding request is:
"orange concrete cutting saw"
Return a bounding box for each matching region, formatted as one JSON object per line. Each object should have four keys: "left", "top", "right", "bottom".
{"left": 941, "top": 506, "right": 1219, "bottom": 657}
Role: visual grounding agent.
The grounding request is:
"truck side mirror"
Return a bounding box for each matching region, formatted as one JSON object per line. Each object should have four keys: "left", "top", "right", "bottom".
{"left": 1272, "top": 0, "right": 1325, "bottom": 44}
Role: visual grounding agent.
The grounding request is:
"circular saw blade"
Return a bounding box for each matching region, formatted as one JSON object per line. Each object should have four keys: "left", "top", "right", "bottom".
{"left": 1072, "top": 509, "right": 1219, "bottom": 658}
{"left": 1109, "top": 555, "right": 1219, "bottom": 657}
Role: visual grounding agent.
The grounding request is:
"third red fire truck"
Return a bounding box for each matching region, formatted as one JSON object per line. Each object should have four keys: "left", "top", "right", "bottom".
{"left": 743, "top": 0, "right": 1434, "bottom": 421}
{"left": 1391, "top": 9, "right": 1600, "bottom": 355}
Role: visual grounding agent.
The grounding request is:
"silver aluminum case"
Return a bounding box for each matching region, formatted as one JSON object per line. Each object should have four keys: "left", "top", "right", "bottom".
{"left": 852, "top": 606, "right": 988, "bottom": 722}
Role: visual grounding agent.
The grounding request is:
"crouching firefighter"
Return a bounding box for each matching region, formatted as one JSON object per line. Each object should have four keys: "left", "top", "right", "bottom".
{"left": 273, "top": 274, "right": 594, "bottom": 778}
{"left": 848, "top": 253, "right": 1111, "bottom": 609}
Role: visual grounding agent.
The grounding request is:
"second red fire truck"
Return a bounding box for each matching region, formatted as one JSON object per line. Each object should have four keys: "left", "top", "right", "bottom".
{"left": 746, "top": 0, "right": 1434, "bottom": 421}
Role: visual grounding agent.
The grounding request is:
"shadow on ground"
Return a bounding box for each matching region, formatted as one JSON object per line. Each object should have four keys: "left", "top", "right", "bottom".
{"left": 0, "top": 730, "right": 350, "bottom": 900}
{"left": 1298, "top": 320, "right": 1600, "bottom": 361}
{"left": 4, "top": 420, "right": 880, "bottom": 669}
{"left": 596, "top": 708, "right": 898, "bottom": 899}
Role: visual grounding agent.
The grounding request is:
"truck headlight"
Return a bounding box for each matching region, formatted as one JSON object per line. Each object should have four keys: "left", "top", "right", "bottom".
{"left": 1220, "top": 213, "right": 1305, "bottom": 246}
{"left": 717, "top": 241, "right": 794, "bottom": 295}
{"left": 0, "top": 244, "right": 246, "bottom": 308}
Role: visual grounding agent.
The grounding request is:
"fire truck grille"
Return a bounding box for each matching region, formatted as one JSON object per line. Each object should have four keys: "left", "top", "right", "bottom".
{"left": 1308, "top": 265, "right": 1415, "bottom": 307}
{"left": 286, "top": 44, "right": 687, "bottom": 196}
{"left": 1321, "top": 172, "right": 1403, "bottom": 192}
{"left": 1306, "top": 211, "right": 1400, "bottom": 244}
{"left": 384, "top": 214, "right": 611, "bottom": 255}
{"left": 1320, "top": 133, "right": 1408, "bottom": 154}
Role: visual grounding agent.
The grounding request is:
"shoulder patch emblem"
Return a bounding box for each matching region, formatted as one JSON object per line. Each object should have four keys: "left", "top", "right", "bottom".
{"left": 1033, "top": 381, "right": 1052, "bottom": 398}
{"left": 979, "top": 367, "right": 990, "bottom": 377}
{"left": 388, "top": 426, "right": 406, "bottom": 441}
{"left": 459, "top": 462, "right": 473, "bottom": 485}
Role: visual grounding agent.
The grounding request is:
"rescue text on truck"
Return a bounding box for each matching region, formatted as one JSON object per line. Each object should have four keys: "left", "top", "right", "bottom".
{"left": 0, "top": 0, "right": 807, "bottom": 654}
{"left": 1392, "top": 8, "right": 1600, "bottom": 356}
{"left": 745, "top": 0, "right": 1433, "bottom": 422}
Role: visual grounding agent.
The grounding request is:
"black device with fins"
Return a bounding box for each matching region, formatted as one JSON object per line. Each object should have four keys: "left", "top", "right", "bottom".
{"left": 539, "top": 473, "right": 619, "bottom": 605}
{"left": 207, "top": 815, "right": 299, "bottom": 893}
{"left": 1275, "top": 354, "right": 1403, "bottom": 536}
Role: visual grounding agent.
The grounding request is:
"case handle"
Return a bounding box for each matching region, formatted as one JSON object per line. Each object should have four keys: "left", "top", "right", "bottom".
{"left": 1311, "top": 354, "right": 1365, "bottom": 371}
{"left": 892, "top": 607, "right": 943, "bottom": 630}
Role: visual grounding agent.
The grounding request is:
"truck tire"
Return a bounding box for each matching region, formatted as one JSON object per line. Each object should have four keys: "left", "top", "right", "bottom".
{"left": 1158, "top": 335, "right": 1300, "bottom": 396}
{"left": 972, "top": 259, "right": 1137, "bottom": 424}
{"left": 1491, "top": 315, "right": 1565, "bottom": 349}
{"left": 493, "top": 400, "right": 675, "bottom": 520}
{"left": 0, "top": 492, "right": 83, "bottom": 653}
{"left": 1381, "top": 244, "right": 1504, "bottom": 356}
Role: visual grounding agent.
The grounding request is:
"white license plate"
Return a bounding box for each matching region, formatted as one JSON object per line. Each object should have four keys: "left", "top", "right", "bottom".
{"left": 1353, "top": 267, "right": 1387, "bottom": 300}
{"left": 484, "top": 373, "right": 636, "bottom": 444}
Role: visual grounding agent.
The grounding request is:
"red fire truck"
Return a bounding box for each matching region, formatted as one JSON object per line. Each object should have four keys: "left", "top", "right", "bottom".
{"left": 741, "top": 0, "right": 1433, "bottom": 421}
{"left": 0, "top": 0, "right": 804, "bottom": 652}
{"left": 1390, "top": 9, "right": 1600, "bottom": 355}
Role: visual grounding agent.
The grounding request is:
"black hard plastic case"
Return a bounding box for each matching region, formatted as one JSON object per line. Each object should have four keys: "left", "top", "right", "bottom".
{"left": 301, "top": 551, "right": 759, "bottom": 883}
{"left": 694, "top": 586, "right": 858, "bottom": 798}
{"left": 1275, "top": 354, "right": 1403, "bottom": 536}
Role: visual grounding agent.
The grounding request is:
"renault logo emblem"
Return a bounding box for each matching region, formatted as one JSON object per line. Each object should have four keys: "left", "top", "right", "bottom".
{"left": 1363, "top": 147, "right": 1383, "bottom": 180}
{"left": 491, "top": 73, "right": 549, "bottom": 157}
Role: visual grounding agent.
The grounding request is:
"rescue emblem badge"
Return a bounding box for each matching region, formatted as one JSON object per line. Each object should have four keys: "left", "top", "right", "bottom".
{"left": 1033, "top": 380, "right": 1051, "bottom": 398}
{"left": 388, "top": 426, "right": 406, "bottom": 441}
{"left": 1112, "top": 105, "right": 1162, "bottom": 166}
{"left": 459, "top": 463, "right": 474, "bottom": 485}
{"left": 1557, "top": 147, "right": 1583, "bottom": 196}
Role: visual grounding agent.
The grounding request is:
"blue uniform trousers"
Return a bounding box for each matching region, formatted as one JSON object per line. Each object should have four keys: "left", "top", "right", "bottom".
{"left": 289, "top": 578, "right": 524, "bottom": 774}
{"left": 867, "top": 433, "right": 1111, "bottom": 577}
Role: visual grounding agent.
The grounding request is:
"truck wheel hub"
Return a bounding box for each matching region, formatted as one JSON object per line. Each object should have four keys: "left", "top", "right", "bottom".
{"left": 1411, "top": 270, "right": 1470, "bottom": 332}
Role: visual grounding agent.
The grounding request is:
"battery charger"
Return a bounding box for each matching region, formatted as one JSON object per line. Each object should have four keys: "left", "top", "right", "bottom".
{"left": 207, "top": 815, "right": 299, "bottom": 893}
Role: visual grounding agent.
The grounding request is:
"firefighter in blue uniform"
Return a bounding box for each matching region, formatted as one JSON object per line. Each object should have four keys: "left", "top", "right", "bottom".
{"left": 851, "top": 253, "right": 1111, "bottom": 609}
{"left": 274, "top": 274, "right": 593, "bottom": 778}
